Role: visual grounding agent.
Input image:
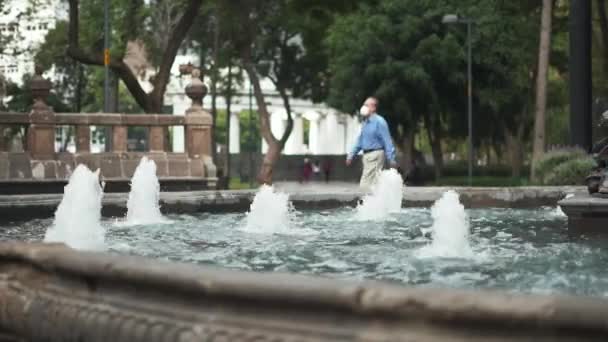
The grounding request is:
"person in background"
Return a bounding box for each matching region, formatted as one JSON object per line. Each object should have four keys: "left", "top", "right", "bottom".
{"left": 301, "top": 157, "right": 313, "bottom": 183}
{"left": 346, "top": 97, "right": 397, "bottom": 189}
{"left": 322, "top": 158, "right": 333, "bottom": 183}
{"left": 312, "top": 160, "right": 321, "bottom": 180}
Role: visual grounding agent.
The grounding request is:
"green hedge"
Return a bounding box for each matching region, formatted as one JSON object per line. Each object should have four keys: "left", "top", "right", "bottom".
{"left": 543, "top": 156, "right": 596, "bottom": 186}
{"left": 534, "top": 148, "right": 588, "bottom": 184}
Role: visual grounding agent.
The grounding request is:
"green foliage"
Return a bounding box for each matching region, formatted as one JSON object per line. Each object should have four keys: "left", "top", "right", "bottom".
{"left": 533, "top": 147, "right": 588, "bottom": 184}
{"left": 326, "top": 0, "right": 464, "bottom": 139}
{"left": 543, "top": 156, "right": 596, "bottom": 186}
{"left": 239, "top": 110, "right": 260, "bottom": 153}
{"left": 442, "top": 161, "right": 529, "bottom": 178}
{"left": 4, "top": 77, "right": 71, "bottom": 113}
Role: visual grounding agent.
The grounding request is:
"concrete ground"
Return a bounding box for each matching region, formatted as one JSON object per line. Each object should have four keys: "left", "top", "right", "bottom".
{"left": 274, "top": 181, "right": 361, "bottom": 194}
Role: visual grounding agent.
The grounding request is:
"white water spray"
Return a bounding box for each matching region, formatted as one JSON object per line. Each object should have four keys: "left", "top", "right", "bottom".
{"left": 243, "top": 185, "right": 308, "bottom": 234}
{"left": 124, "top": 156, "right": 168, "bottom": 225}
{"left": 356, "top": 169, "right": 403, "bottom": 220}
{"left": 553, "top": 193, "right": 574, "bottom": 218}
{"left": 417, "top": 190, "right": 473, "bottom": 258}
{"left": 44, "top": 164, "right": 106, "bottom": 251}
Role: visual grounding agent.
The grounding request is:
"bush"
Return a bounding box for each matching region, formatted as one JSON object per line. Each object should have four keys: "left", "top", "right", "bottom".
{"left": 543, "top": 156, "right": 596, "bottom": 185}
{"left": 534, "top": 147, "right": 588, "bottom": 184}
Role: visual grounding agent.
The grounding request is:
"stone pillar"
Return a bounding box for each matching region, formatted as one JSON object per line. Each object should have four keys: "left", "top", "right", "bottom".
{"left": 112, "top": 126, "right": 127, "bottom": 152}
{"left": 270, "top": 109, "right": 286, "bottom": 141}
{"left": 285, "top": 114, "right": 303, "bottom": 155}
{"left": 0, "top": 125, "right": 8, "bottom": 152}
{"left": 149, "top": 126, "right": 165, "bottom": 152}
{"left": 307, "top": 112, "right": 320, "bottom": 155}
{"left": 75, "top": 125, "right": 90, "bottom": 152}
{"left": 229, "top": 112, "right": 240, "bottom": 154}
{"left": 27, "top": 66, "right": 55, "bottom": 159}
{"left": 184, "top": 69, "right": 215, "bottom": 178}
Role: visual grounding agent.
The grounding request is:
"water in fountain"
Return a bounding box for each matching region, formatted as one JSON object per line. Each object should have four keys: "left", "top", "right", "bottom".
{"left": 417, "top": 190, "right": 473, "bottom": 258}
{"left": 356, "top": 169, "right": 404, "bottom": 220}
{"left": 124, "top": 156, "right": 168, "bottom": 225}
{"left": 242, "top": 184, "right": 311, "bottom": 235}
{"left": 44, "top": 164, "right": 106, "bottom": 251}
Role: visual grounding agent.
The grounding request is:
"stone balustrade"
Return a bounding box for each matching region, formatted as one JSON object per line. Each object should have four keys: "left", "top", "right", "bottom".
{"left": 0, "top": 68, "right": 216, "bottom": 190}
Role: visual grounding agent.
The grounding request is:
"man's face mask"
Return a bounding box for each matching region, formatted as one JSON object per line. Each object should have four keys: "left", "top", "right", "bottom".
{"left": 359, "top": 105, "right": 370, "bottom": 117}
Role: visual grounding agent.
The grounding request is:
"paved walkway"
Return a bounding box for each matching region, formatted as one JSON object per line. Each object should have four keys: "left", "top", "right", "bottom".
{"left": 274, "top": 181, "right": 361, "bottom": 194}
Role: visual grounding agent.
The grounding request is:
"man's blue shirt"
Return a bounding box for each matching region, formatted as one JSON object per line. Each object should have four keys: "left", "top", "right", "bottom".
{"left": 348, "top": 114, "right": 396, "bottom": 163}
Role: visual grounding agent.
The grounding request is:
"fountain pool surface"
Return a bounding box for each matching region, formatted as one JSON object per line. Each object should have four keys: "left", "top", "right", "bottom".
{"left": 2, "top": 206, "right": 607, "bottom": 297}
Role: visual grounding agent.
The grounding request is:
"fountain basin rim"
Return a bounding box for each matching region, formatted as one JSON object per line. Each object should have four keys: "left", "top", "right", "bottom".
{"left": 2, "top": 241, "right": 608, "bottom": 331}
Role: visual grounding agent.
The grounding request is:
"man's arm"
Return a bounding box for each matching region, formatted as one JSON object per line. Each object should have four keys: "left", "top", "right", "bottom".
{"left": 347, "top": 132, "right": 363, "bottom": 162}
{"left": 378, "top": 119, "right": 396, "bottom": 164}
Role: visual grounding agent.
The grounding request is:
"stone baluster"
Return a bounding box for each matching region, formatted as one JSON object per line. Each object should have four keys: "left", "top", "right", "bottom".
{"left": 184, "top": 69, "right": 215, "bottom": 179}
{"left": 75, "top": 125, "right": 90, "bottom": 152}
{"left": 112, "top": 125, "right": 127, "bottom": 152}
{"left": 27, "top": 66, "right": 55, "bottom": 159}
{"left": 149, "top": 126, "right": 165, "bottom": 152}
{"left": 185, "top": 69, "right": 212, "bottom": 158}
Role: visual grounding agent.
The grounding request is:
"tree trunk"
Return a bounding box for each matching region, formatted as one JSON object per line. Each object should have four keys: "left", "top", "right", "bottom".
{"left": 423, "top": 112, "right": 443, "bottom": 179}
{"left": 400, "top": 124, "right": 416, "bottom": 177}
{"left": 224, "top": 61, "right": 233, "bottom": 189}
{"left": 242, "top": 53, "right": 278, "bottom": 184}
{"left": 598, "top": 0, "right": 608, "bottom": 71}
{"left": 504, "top": 124, "right": 525, "bottom": 178}
{"left": 275, "top": 85, "right": 294, "bottom": 146}
{"left": 210, "top": 15, "right": 220, "bottom": 162}
{"left": 531, "top": 0, "right": 553, "bottom": 182}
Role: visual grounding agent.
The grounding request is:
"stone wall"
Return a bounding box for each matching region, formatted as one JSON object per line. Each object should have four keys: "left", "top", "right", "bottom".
{"left": 0, "top": 67, "right": 217, "bottom": 193}
{"left": 0, "top": 152, "right": 214, "bottom": 181}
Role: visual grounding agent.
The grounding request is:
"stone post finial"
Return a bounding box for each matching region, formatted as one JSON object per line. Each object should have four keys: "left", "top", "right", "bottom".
{"left": 27, "top": 65, "right": 55, "bottom": 160}
{"left": 30, "top": 65, "right": 52, "bottom": 111}
{"left": 185, "top": 68, "right": 207, "bottom": 110}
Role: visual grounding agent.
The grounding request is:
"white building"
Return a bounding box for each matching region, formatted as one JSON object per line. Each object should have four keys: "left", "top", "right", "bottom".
{"left": 0, "top": 0, "right": 65, "bottom": 85}
{"left": 163, "top": 57, "right": 361, "bottom": 156}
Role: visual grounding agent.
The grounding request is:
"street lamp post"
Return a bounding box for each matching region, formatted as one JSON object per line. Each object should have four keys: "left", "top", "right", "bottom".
{"left": 103, "top": 0, "right": 111, "bottom": 151}
{"left": 249, "top": 83, "right": 254, "bottom": 188}
{"left": 443, "top": 14, "right": 474, "bottom": 186}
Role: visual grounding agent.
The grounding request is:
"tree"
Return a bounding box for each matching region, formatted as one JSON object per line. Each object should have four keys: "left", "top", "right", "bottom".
{"left": 217, "top": 0, "right": 356, "bottom": 184}
{"left": 326, "top": 0, "right": 464, "bottom": 175}
{"left": 65, "top": 0, "right": 203, "bottom": 113}
{"left": 531, "top": 0, "right": 554, "bottom": 182}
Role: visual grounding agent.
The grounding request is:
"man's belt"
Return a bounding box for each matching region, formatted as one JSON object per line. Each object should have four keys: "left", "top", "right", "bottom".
{"left": 363, "top": 148, "right": 383, "bottom": 154}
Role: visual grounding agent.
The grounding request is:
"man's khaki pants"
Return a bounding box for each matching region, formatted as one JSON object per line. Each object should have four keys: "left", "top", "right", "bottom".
{"left": 360, "top": 150, "right": 384, "bottom": 190}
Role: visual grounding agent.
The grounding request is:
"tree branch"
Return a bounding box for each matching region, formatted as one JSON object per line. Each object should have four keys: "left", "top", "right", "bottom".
{"left": 276, "top": 84, "right": 294, "bottom": 147}
{"left": 152, "top": 0, "right": 203, "bottom": 105}
{"left": 66, "top": 0, "right": 150, "bottom": 111}
{"left": 241, "top": 44, "right": 277, "bottom": 145}
{"left": 122, "top": 0, "right": 143, "bottom": 46}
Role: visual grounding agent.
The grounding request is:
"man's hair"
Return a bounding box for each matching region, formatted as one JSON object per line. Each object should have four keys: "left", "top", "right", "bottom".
{"left": 366, "top": 97, "right": 379, "bottom": 106}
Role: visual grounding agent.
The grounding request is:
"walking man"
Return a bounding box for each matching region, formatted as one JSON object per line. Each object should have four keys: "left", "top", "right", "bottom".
{"left": 346, "top": 97, "right": 397, "bottom": 189}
